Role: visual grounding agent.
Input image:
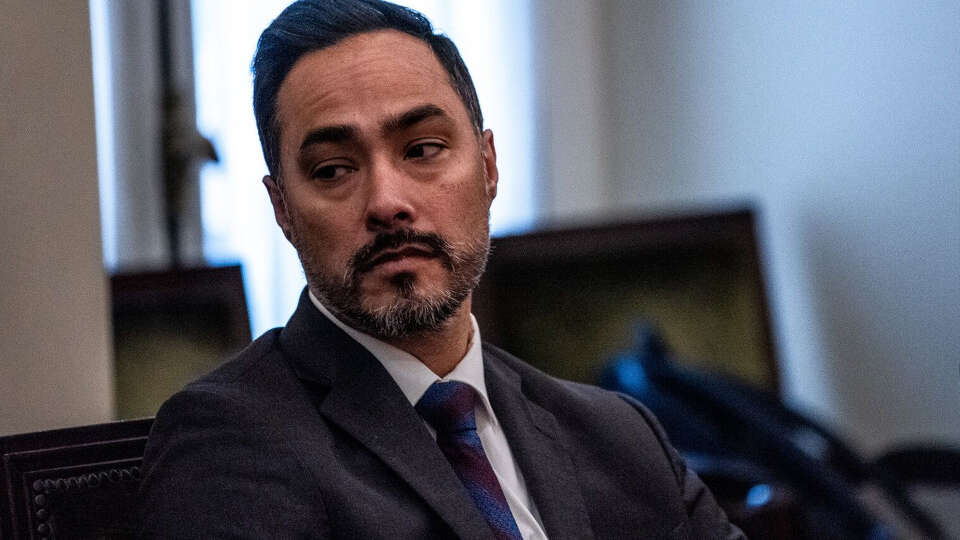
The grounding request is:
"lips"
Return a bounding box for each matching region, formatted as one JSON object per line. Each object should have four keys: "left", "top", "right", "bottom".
{"left": 349, "top": 229, "right": 454, "bottom": 276}
{"left": 360, "top": 244, "right": 438, "bottom": 272}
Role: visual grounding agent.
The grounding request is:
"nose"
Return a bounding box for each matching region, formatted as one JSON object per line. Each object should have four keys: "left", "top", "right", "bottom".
{"left": 364, "top": 162, "right": 416, "bottom": 232}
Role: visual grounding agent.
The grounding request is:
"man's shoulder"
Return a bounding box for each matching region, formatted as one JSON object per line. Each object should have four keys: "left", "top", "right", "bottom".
{"left": 186, "top": 327, "right": 287, "bottom": 391}
{"left": 481, "top": 341, "right": 745, "bottom": 539}
{"left": 138, "top": 327, "right": 333, "bottom": 538}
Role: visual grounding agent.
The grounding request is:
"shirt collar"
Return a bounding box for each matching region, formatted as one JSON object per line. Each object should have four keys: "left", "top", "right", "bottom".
{"left": 308, "top": 291, "right": 493, "bottom": 415}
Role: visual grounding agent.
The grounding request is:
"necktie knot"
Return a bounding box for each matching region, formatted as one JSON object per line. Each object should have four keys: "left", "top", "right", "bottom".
{"left": 416, "top": 381, "right": 477, "bottom": 434}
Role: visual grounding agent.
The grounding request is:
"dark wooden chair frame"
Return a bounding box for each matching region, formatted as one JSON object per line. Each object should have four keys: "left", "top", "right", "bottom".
{"left": 0, "top": 419, "right": 153, "bottom": 540}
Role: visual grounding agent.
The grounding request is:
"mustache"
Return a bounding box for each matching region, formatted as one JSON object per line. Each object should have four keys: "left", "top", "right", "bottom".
{"left": 350, "top": 229, "right": 453, "bottom": 274}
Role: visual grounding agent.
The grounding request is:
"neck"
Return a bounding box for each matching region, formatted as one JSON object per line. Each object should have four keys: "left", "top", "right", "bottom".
{"left": 385, "top": 298, "right": 474, "bottom": 378}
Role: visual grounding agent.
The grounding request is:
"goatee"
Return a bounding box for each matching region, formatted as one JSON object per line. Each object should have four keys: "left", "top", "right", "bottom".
{"left": 291, "top": 227, "right": 489, "bottom": 339}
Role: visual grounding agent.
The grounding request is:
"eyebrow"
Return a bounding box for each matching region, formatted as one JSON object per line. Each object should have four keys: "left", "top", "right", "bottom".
{"left": 381, "top": 104, "right": 449, "bottom": 136}
{"left": 297, "top": 104, "right": 450, "bottom": 153}
{"left": 298, "top": 125, "right": 357, "bottom": 152}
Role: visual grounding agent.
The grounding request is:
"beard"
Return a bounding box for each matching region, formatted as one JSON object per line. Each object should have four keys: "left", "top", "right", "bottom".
{"left": 289, "top": 224, "right": 490, "bottom": 339}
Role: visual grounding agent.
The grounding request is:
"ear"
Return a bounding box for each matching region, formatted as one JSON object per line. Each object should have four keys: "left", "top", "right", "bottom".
{"left": 263, "top": 175, "right": 293, "bottom": 242}
{"left": 479, "top": 129, "right": 498, "bottom": 201}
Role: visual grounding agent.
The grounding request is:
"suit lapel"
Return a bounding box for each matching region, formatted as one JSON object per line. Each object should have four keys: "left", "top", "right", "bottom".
{"left": 484, "top": 347, "right": 595, "bottom": 540}
{"left": 279, "top": 291, "right": 494, "bottom": 540}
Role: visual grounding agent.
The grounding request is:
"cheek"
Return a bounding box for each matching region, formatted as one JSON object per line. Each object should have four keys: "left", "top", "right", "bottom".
{"left": 287, "top": 204, "right": 360, "bottom": 266}
{"left": 432, "top": 183, "right": 489, "bottom": 235}
{"left": 437, "top": 166, "right": 492, "bottom": 213}
{"left": 289, "top": 183, "right": 362, "bottom": 231}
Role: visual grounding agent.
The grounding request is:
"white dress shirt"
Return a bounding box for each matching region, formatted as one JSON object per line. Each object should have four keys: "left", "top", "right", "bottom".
{"left": 309, "top": 292, "right": 548, "bottom": 539}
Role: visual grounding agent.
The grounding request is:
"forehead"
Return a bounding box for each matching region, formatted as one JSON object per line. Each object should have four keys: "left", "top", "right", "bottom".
{"left": 275, "top": 30, "right": 469, "bottom": 146}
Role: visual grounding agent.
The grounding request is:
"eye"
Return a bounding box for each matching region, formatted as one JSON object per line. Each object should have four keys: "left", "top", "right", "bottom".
{"left": 405, "top": 142, "right": 446, "bottom": 160}
{"left": 311, "top": 163, "right": 354, "bottom": 182}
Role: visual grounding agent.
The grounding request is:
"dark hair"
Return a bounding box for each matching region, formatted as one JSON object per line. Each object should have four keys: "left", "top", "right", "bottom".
{"left": 252, "top": 0, "right": 483, "bottom": 179}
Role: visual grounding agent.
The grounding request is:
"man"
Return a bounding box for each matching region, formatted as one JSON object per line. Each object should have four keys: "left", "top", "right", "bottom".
{"left": 138, "top": 1, "right": 745, "bottom": 538}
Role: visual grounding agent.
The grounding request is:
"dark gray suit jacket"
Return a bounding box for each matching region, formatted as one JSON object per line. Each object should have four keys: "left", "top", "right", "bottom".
{"left": 138, "top": 291, "right": 744, "bottom": 539}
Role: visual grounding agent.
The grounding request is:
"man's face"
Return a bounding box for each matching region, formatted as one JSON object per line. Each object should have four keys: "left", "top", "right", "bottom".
{"left": 265, "top": 30, "right": 498, "bottom": 338}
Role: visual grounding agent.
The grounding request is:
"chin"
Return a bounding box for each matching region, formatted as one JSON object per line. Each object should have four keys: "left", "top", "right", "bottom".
{"left": 344, "top": 273, "right": 466, "bottom": 338}
{"left": 363, "top": 272, "right": 444, "bottom": 308}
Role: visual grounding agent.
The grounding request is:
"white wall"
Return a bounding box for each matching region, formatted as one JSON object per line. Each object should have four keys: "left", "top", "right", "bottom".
{"left": 538, "top": 0, "right": 959, "bottom": 453}
{"left": 531, "top": 0, "right": 615, "bottom": 221}
{"left": 0, "top": 2, "right": 114, "bottom": 435}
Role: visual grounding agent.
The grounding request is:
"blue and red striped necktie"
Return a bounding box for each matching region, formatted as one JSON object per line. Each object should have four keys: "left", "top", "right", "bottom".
{"left": 416, "top": 381, "right": 524, "bottom": 540}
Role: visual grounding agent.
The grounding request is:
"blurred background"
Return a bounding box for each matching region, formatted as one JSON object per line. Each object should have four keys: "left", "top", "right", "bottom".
{"left": 1, "top": 0, "right": 957, "bottom": 536}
